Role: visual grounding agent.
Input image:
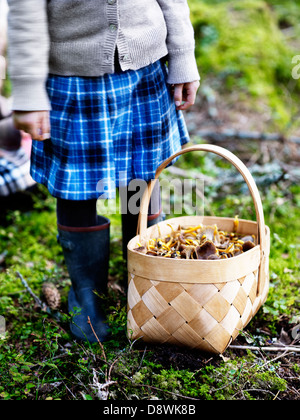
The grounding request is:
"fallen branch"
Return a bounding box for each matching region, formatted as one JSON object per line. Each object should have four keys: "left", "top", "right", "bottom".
{"left": 231, "top": 388, "right": 279, "bottom": 400}
{"left": 15, "top": 271, "right": 61, "bottom": 320}
{"left": 87, "top": 316, "right": 117, "bottom": 400}
{"left": 194, "top": 128, "right": 300, "bottom": 144}
{"left": 229, "top": 344, "right": 300, "bottom": 353}
{"left": 15, "top": 271, "right": 47, "bottom": 310}
{"left": 87, "top": 316, "right": 107, "bottom": 365}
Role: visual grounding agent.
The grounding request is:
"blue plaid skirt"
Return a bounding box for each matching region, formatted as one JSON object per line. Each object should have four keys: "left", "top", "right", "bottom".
{"left": 31, "top": 60, "right": 189, "bottom": 200}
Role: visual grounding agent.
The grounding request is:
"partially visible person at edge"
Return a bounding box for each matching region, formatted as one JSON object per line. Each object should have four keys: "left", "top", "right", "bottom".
{"left": 7, "top": 0, "right": 200, "bottom": 343}
{"left": 0, "top": 95, "right": 35, "bottom": 199}
{"left": 0, "top": 0, "right": 35, "bottom": 205}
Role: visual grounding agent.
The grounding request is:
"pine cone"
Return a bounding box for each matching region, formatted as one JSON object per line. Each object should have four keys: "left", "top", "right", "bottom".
{"left": 42, "top": 282, "right": 61, "bottom": 310}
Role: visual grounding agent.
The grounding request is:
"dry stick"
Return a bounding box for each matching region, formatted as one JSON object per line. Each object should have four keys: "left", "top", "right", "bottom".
{"left": 87, "top": 318, "right": 199, "bottom": 401}
{"left": 15, "top": 271, "right": 46, "bottom": 310}
{"left": 193, "top": 128, "right": 300, "bottom": 145}
{"left": 86, "top": 317, "right": 124, "bottom": 390}
{"left": 15, "top": 271, "right": 63, "bottom": 322}
{"left": 232, "top": 388, "right": 279, "bottom": 400}
{"left": 259, "top": 341, "right": 300, "bottom": 370}
{"left": 229, "top": 345, "right": 300, "bottom": 353}
{"left": 87, "top": 316, "right": 119, "bottom": 400}
{"left": 87, "top": 316, "right": 125, "bottom": 383}
{"left": 87, "top": 317, "right": 123, "bottom": 388}
{"left": 87, "top": 316, "right": 107, "bottom": 366}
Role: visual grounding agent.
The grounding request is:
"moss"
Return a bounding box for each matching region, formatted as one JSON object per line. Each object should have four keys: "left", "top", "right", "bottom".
{"left": 188, "top": 0, "right": 300, "bottom": 130}
{"left": 253, "top": 371, "right": 287, "bottom": 393}
{"left": 0, "top": 161, "right": 298, "bottom": 399}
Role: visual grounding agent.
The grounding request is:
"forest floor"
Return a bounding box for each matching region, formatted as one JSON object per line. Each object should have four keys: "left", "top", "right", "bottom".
{"left": 0, "top": 95, "right": 299, "bottom": 399}
{"left": 0, "top": 0, "right": 299, "bottom": 402}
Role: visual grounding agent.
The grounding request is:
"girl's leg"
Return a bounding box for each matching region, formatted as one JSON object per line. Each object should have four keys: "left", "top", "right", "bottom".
{"left": 56, "top": 198, "right": 98, "bottom": 228}
{"left": 120, "top": 181, "right": 164, "bottom": 262}
{"left": 56, "top": 198, "right": 110, "bottom": 343}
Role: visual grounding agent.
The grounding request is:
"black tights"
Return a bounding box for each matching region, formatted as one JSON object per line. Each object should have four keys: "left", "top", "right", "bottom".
{"left": 56, "top": 182, "right": 162, "bottom": 228}
{"left": 56, "top": 198, "right": 98, "bottom": 228}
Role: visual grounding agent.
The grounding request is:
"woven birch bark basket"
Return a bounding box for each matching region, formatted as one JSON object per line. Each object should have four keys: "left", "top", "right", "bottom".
{"left": 127, "top": 145, "right": 270, "bottom": 354}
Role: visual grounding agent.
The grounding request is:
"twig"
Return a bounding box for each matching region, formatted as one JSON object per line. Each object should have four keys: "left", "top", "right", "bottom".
{"left": 259, "top": 351, "right": 297, "bottom": 370}
{"left": 273, "top": 390, "right": 281, "bottom": 400}
{"left": 229, "top": 345, "right": 300, "bottom": 353}
{"left": 15, "top": 271, "right": 47, "bottom": 310}
{"left": 194, "top": 128, "right": 300, "bottom": 144}
{"left": 290, "top": 386, "right": 300, "bottom": 398}
{"left": 231, "top": 388, "right": 279, "bottom": 400}
{"left": 137, "top": 346, "right": 147, "bottom": 371}
{"left": 15, "top": 271, "right": 62, "bottom": 321}
{"left": 124, "top": 379, "right": 200, "bottom": 400}
{"left": 85, "top": 335, "right": 200, "bottom": 401}
{"left": 87, "top": 316, "right": 107, "bottom": 366}
{"left": 87, "top": 316, "right": 118, "bottom": 400}
{"left": 108, "top": 357, "right": 120, "bottom": 385}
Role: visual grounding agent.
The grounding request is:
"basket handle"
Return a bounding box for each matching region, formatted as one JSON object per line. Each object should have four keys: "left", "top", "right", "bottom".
{"left": 137, "top": 144, "right": 267, "bottom": 254}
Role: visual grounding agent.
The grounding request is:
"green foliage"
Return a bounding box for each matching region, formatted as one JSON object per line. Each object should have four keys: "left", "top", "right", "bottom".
{"left": 118, "top": 356, "right": 288, "bottom": 400}
{"left": 0, "top": 1, "right": 299, "bottom": 400}
{"left": 0, "top": 153, "right": 298, "bottom": 400}
{"left": 189, "top": 0, "right": 300, "bottom": 129}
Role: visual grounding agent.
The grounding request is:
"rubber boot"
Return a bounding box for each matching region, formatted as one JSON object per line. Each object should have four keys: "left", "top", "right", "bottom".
{"left": 57, "top": 216, "right": 111, "bottom": 343}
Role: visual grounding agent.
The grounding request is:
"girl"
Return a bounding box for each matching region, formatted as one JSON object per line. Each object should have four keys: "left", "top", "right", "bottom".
{"left": 7, "top": 0, "right": 200, "bottom": 343}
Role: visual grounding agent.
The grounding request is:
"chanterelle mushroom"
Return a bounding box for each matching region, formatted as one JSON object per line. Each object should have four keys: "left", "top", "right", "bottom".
{"left": 133, "top": 220, "right": 256, "bottom": 260}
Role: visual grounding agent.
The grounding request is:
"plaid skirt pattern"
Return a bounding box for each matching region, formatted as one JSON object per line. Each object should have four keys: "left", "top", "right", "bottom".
{"left": 0, "top": 148, "right": 35, "bottom": 196}
{"left": 31, "top": 60, "right": 189, "bottom": 200}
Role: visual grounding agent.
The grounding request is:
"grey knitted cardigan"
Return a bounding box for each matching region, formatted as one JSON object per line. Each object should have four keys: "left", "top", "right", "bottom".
{"left": 7, "top": 0, "right": 200, "bottom": 111}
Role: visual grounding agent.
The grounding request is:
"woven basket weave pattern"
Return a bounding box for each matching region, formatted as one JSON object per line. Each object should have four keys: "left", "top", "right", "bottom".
{"left": 127, "top": 145, "right": 270, "bottom": 354}
{"left": 128, "top": 268, "right": 268, "bottom": 354}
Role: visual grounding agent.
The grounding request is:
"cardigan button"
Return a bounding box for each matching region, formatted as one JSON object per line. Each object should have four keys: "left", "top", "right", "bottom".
{"left": 107, "top": 0, "right": 116, "bottom": 4}
{"left": 121, "top": 54, "right": 130, "bottom": 62}
{"left": 109, "top": 24, "right": 117, "bottom": 32}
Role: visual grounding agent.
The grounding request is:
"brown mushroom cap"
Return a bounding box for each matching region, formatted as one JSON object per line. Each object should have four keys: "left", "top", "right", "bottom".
{"left": 133, "top": 222, "right": 256, "bottom": 260}
{"left": 195, "top": 241, "right": 218, "bottom": 260}
{"left": 242, "top": 241, "right": 256, "bottom": 252}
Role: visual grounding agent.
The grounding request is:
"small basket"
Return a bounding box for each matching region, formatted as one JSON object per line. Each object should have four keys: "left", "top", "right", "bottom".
{"left": 127, "top": 145, "right": 270, "bottom": 354}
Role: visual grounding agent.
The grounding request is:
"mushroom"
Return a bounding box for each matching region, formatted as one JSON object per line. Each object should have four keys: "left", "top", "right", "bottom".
{"left": 133, "top": 223, "right": 257, "bottom": 260}
{"left": 241, "top": 235, "right": 255, "bottom": 244}
{"left": 242, "top": 241, "right": 255, "bottom": 252}
{"left": 207, "top": 254, "right": 221, "bottom": 260}
{"left": 195, "top": 241, "right": 218, "bottom": 260}
{"left": 134, "top": 246, "right": 147, "bottom": 254}
{"left": 146, "top": 250, "right": 159, "bottom": 256}
{"left": 179, "top": 244, "right": 195, "bottom": 259}
{"left": 197, "top": 226, "right": 217, "bottom": 243}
